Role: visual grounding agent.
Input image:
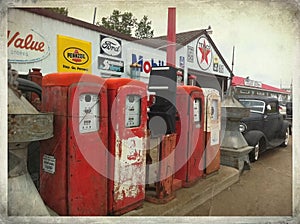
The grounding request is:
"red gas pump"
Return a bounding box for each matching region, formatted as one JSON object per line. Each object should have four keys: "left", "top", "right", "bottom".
{"left": 175, "top": 85, "right": 205, "bottom": 187}
{"left": 202, "top": 88, "right": 221, "bottom": 175}
{"left": 40, "top": 73, "right": 108, "bottom": 216}
{"left": 105, "top": 78, "right": 147, "bottom": 215}
{"left": 188, "top": 75, "right": 197, "bottom": 86}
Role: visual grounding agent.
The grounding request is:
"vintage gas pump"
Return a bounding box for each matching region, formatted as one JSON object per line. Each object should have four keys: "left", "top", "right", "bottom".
{"left": 40, "top": 73, "right": 108, "bottom": 216}
{"left": 105, "top": 78, "right": 147, "bottom": 215}
{"left": 202, "top": 88, "right": 221, "bottom": 175}
{"left": 188, "top": 75, "right": 197, "bottom": 86}
{"left": 176, "top": 70, "right": 183, "bottom": 85}
{"left": 175, "top": 85, "right": 205, "bottom": 187}
{"left": 146, "top": 66, "right": 178, "bottom": 203}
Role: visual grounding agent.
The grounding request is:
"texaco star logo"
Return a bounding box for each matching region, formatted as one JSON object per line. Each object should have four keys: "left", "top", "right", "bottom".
{"left": 196, "top": 36, "right": 213, "bottom": 70}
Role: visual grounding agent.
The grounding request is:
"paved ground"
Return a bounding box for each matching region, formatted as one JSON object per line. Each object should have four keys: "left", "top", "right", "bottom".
{"left": 125, "top": 165, "right": 239, "bottom": 216}
{"left": 186, "top": 136, "right": 293, "bottom": 216}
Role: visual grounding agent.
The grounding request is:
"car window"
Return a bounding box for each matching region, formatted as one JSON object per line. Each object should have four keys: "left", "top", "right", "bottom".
{"left": 239, "top": 99, "right": 265, "bottom": 114}
{"left": 266, "top": 102, "right": 278, "bottom": 114}
{"left": 286, "top": 102, "right": 292, "bottom": 116}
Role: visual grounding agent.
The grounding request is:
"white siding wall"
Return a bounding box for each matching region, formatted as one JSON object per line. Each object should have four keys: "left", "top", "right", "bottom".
{"left": 8, "top": 9, "right": 102, "bottom": 75}
{"left": 8, "top": 9, "right": 230, "bottom": 86}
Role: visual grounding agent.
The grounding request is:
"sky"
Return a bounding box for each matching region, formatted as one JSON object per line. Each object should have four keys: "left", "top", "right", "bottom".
{"left": 65, "top": 0, "right": 300, "bottom": 89}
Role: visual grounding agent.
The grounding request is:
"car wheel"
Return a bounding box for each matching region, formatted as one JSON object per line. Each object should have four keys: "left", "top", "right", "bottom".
{"left": 280, "top": 127, "right": 289, "bottom": 147}
{"left": 249, "top": 140, "right": 261, "bottom": 162}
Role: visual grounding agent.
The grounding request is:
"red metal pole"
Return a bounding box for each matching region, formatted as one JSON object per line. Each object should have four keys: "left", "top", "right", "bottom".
{"left": 166, "top": 7, "right": 176, "bottom": 67}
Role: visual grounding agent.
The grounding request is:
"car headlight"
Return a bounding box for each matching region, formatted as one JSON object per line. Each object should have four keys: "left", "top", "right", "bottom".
{"left": 239, "top": 123, "right": 247, "bottom": 132}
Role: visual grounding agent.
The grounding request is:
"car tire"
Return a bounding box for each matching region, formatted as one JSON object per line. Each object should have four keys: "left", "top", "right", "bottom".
{"left": 249, "top": 140, "right": 262, "bottom": 162}
{"left": 280, "top": 127, "right": 289, "bottom": 147}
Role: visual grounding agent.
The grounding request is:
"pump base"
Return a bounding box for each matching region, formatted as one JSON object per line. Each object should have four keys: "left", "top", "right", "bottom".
{"left": 145, "top": 190, "right": 176, "bottom": 204}
{"left": 173, "top": 178, "right": 183, "bottom": 190}
{"left": 109, "top": 200, "right": 144, "bottom": 215}
{"left": 181, "top": 177, "right": 202, "bottom": 188}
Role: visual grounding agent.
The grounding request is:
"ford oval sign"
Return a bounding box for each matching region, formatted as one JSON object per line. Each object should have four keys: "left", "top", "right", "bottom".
{"left": 100, "top": 35, "right": 122, "bottom": 57}
{"left": 63, "top": 47, "right": 89, "bottom": 65}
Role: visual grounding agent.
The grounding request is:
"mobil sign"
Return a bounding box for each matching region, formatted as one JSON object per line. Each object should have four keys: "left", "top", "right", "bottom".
{"left": 130, "top": 51, "right": 165, "bottom": 76}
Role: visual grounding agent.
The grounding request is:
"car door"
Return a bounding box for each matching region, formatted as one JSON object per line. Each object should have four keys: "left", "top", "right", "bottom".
{"left": 263, "top": 100, "right": 281, "bottom": 140}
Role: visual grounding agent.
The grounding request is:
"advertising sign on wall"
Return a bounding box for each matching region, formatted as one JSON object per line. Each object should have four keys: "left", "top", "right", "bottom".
{"left": 100, "top": 35, "right": 122, "bottom": 58}
{"left": 98, "top": 56, "right": 124, "bottom": 73}
{"left": 196, "top": 36, "right": 213, "bottom": 71}
{"left": 57, "top": 35, "right": 92, "bottom": 73}
{"left": 131, "top": 53, "right": 165, "bottom": 75}
{"left": 244, "top": 78, "right": 262, "bottom": 88}
{"left": 7, "top": 21, "right": 50, "bottom": 64}
{"left": 187, "top": 46, "right": 194, "bottom": 63}
{"left": 190, "top": 35, "right": 229, "bottom": 77}
{"left": 213, "top": 55, "right": 224, "bottom": 73}
{"left": 179, "top": 56, "right": 185, "bottom": 69}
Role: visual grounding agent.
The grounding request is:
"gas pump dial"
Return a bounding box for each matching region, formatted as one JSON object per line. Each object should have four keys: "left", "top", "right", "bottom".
{"left": 193, "top": 99, "right": 201, "bottom": 123}
{"left": 79, "top": 93, "right": 100, "bottom": 133}
{"left": 211, "top": 99, "right": 218, "bottom": 120}
{"left": 125, "top": 94, "right": 141, "bottom": 128}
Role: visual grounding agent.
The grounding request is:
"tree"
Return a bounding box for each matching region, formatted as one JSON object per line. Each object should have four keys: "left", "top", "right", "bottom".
{"left": 99, "top": 10, "right": 154, "bottom": 39}
{"left": 100, "top": 10, "right": 136, "bottom": 36}
{"left": 135, "top": 15, "right": 154, "bottom": 39}
{"left": 46, "top": 8, "right": 68, "bottom": 16}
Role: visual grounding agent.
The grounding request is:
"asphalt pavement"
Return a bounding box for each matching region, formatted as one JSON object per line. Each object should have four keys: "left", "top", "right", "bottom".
{"left": 186, "top": 136, "right": 293, "bottom": 216}
{"left": 125, "top": 137, "right": 293, "bottom": 217}
{"left": 124, "top": 165, "right": 239, "bottom": 216}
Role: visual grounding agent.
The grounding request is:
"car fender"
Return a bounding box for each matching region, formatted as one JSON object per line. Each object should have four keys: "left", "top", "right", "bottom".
{"left": 243, "top": 130, "right": 265, "bottom": 146}
{"left": 279, "top": 120, "right": 290, "bottom": 137}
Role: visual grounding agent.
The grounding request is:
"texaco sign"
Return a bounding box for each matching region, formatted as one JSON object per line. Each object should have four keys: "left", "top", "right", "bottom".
{"left": 196, "top": 36, "right": 213, "bottom": 70}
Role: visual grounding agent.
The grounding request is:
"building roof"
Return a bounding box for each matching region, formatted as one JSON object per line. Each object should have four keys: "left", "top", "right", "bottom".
{"left": 153, "top": 29, "right": 206, "bottom": 47}
{"left": 21, "top": 8, "right": 138, "bottom": 41}
{"left": 232, "top": 76, "right": 290, "bottom": 94}
{"left": 19, "top": 8, "right": 233, "bottom": 76}
{"left": 153, "top": 30, "right": 233, "bottom": 77}
{"left": 20, "top": 8, "right": 195, "bottom": 50}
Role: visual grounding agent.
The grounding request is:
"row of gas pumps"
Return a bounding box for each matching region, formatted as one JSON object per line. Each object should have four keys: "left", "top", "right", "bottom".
{"left": 37, "top": 66, "right": 221, "bottom": 216}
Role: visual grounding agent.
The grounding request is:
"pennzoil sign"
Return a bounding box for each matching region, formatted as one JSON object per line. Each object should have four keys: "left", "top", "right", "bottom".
{"left": 57, "top": 35, "right": 92, "bottom": 73}
{"left": 63, "top": 47, "right": 89, "bottom": 65}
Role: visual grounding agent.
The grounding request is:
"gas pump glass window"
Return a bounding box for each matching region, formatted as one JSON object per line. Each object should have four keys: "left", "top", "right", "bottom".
{"left": 79, "top": 93, "right": 100, "bottom": 133}
{"left": 193, "top": 99, "right": 201, "bottom": 123}
{"left": 125, "top": 94, "right": 141, "bottom": 128}
{"left": 211, "top": 99, "right": 218, "bottom": 120}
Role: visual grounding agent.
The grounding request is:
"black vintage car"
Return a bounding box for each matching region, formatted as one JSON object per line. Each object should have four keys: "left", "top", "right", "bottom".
{"left": 236, "top": 95, "right": 290, "bottom": 162}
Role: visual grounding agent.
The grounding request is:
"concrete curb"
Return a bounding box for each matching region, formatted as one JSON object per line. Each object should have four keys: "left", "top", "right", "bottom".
{"left": 124, "top": 165, "right": 240, "bottom": 216}
{"left": 47, "top": 165, "right": 239, "bottom": 216}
